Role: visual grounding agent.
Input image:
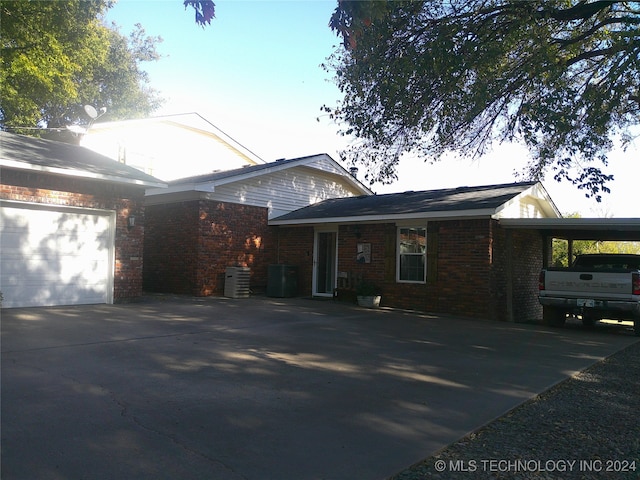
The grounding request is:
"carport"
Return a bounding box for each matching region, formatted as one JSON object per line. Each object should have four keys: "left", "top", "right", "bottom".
{"left": 499, "top": 217, "right": 640, "bottom": 322}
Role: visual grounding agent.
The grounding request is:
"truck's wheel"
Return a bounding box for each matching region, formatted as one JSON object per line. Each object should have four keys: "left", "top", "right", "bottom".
{"left": 581, "top": 313, "right": 597, "bottom": 327}
{"left": 543, "top": 307, "right": 566, "bottom": 327}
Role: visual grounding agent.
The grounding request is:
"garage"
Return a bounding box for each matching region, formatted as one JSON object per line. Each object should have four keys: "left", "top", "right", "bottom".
{"left": 0, "top": 202, "right": 115, "bottom": 308}
{"left": 1, "top": 131, "right": 166, "bottom": 307}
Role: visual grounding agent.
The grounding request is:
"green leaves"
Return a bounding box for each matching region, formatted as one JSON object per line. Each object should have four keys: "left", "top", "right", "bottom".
{"left": 327, "top": 0, "right": 640, "bottom": 198}
{"left": 0, "top": 0, "right": 162, "bottom": 134}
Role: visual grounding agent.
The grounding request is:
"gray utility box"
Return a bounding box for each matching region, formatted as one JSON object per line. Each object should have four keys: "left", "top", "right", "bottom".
{"left": 224, "top": 267, "right": 251, "bottom": 298}
{"left": 267, "top": 265, "right": 298, "bottom": 297}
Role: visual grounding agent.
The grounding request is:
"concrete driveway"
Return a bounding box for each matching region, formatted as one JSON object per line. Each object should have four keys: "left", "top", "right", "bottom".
{"left": 2, "top": 296, "right": 638, "bottom": 480}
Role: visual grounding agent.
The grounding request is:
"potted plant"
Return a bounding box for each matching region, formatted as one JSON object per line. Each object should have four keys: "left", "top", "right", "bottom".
{"left": 356, "top": 280, "right": 381, "bottom": 308}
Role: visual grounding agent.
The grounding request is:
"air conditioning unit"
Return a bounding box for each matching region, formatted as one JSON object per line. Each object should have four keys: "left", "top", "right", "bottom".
{"left": 224, "top": 267, "right": 250, "bottom": 298}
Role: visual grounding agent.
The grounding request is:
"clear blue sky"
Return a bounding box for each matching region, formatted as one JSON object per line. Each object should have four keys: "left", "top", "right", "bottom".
{"left": 106, "top": 0, "right": 638, "bottom": 217}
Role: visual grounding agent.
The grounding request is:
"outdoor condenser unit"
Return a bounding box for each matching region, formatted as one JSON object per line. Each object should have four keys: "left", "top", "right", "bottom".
{"left": 224, "top": 266, "right": 251, "bottom": 298}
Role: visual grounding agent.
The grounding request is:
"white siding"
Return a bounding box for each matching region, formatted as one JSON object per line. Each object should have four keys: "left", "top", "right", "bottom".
{"left": 494, "top": 196, "right": 549, "bottom": 219}
{"left": 210, "top": 166, "right": 363, "bottom": 218}
{"left": 82, "top": 114, "right": 261, "bottom": 181}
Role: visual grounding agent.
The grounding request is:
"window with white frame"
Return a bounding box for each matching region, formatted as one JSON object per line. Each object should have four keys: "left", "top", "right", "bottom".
{"left": 397, "top": 226, "right": 426, "bottom": 282}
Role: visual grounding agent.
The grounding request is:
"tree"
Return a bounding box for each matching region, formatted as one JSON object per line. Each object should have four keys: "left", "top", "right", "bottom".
{"left": 326, "top": 1, "right": 640, "bottom": 199}
{"left": 0, "top": 0, "right": 163, "bottom": 137}
{"left": 184, "top": 0, "right": 216, "bottom": 26}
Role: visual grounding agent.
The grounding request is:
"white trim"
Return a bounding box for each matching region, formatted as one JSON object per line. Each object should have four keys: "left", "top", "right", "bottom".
{"left": 0, "top": 200, "right": 115, "bottom": 306}
{"left": 499, "top": 217, "right": 640, "bottom": 229}
{"left": 86, "top": 112, "right": 266, "bottom": 166}
{"left": 270, "top": 209, "right": 498, "bottom": 226}
{"left": 312, "top": 228, "right": 338, "bottom": 297}
{"left": 145, "top": 154, "right": 373, "bottom": 197}
{"left": 396, "top": 225, "right": 427, "bottom": 284}
{"left": 493, "top": 183, "right": 561, "bottom": 219}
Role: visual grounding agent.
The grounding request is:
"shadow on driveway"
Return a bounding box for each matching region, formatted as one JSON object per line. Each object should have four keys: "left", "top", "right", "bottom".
{"left": 2, "top": 296, "right": 637, "bottom": 480}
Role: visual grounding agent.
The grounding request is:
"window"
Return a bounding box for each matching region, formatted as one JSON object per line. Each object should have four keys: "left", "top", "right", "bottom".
{"left": 398, "top": 227, "right": 426, "bottom": 282}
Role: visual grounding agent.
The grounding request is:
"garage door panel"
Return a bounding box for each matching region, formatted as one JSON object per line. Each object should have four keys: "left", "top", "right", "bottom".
{"left": 1, "top": 203, "right": 114, "bottom": 308}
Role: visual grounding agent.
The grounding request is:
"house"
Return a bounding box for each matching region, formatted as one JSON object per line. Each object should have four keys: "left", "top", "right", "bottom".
{"left": 142, "top": 154, "right": 373, "bottom": 296}
{"left": 80, "top": 112, "right": 265, "bottom": 181}
{"left": 269, "top": 182, "right": 561, "bottom": 322}
{"left": 0, "top": 131, "right": 166, "bottom": 308}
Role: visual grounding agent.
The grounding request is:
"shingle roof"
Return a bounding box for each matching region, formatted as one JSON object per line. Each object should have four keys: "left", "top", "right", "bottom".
{"left": 167, "top": 155, "right": 320, "bottom": 185}
{"left": 270, "top": 182, "right": 539, "bottom": 223}
{"left": 0, "top": 131, "right": 166, "bottom": 188}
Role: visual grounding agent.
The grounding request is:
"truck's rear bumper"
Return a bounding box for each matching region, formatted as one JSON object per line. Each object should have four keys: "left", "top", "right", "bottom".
{"left": 539, "top": 296, "right": 640, "bottom": 317}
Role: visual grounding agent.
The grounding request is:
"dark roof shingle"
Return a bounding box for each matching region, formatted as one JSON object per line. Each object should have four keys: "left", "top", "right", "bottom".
{"left": 0, "top": 131, "right": 165, "bottom": 187}
{"left": 271, "top": 182, "right": 538, "bottom": 222}
{"left": 167, "top": 155, "right": 323, "bottom": 185}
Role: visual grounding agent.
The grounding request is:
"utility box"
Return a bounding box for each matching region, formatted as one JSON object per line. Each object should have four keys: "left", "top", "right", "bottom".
{"left": 224, "top": 267, "right": 251, "bottom": 298}
{"left": 267, "top": 265, "right": 298, "bottom": 297}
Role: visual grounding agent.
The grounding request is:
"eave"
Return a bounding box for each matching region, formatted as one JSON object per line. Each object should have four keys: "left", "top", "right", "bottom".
{"left": 0, "top": 159, "right": 167, "bottom": 189}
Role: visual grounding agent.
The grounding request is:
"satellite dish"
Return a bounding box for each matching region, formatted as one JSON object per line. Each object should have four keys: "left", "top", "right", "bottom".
{"left": 84, "top": 105, "right": 98, "bottom": 119}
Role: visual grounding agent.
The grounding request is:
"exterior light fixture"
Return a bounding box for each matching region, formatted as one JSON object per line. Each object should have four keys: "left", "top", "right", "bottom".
{"left": 127, "top": 215, "right": 136, "bottom": 230}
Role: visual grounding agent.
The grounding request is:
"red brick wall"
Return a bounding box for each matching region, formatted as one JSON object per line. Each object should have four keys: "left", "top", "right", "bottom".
{"left": 197, "top": 200, "right": 275, "bottom": 295}
{"left": 143, "top": 201, "right": 200, "bottom": 294}
{"left": 144, "top": 199, "right": 276, "bottom": 296}
{"left": 1, "top": 169, "right": 146, "bottom": 301}
{"left": 275, "top": 219, "right": 543, "bottom": 321}
{"left": 269, "top": 226, "right": 315, "bottom": 295}
{"left": 432, "top": 219, "right": 494, "bottom": 317}
{"left": 490, "top": 222, "right": 543, "bottom": 321}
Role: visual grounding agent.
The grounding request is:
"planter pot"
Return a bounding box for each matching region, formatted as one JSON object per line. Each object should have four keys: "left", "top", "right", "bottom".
{"left": 357, "top": 295, "right": 381, "bottom": 308}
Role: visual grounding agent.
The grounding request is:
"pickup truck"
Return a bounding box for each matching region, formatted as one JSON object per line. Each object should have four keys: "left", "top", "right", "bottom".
{"left": 538, "top": 253, "right": 640, "bottom": 336}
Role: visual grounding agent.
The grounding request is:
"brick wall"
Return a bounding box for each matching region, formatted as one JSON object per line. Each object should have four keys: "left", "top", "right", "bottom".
{"left": 143, "top": 201, "right": 199, "bottom": 294}
{"left": 1, "top": 169, "right": 146, "bottom": 301}
{"left": 433, "top": 219, "right": 494, "bottom": 317}
{"left": 490, "top": 222, "right": 544, "bottom": 322}
{"left": 144, "top": 199, "right": 276, "bottom": 296}
{"left": 275, "top": 218, "right": 544, "bottom": 321}
{"left": 197, "top": 200, "right": 275, "bottom": 295}
{"left": 269, "top": 226, "right": 315, "bottom": 295}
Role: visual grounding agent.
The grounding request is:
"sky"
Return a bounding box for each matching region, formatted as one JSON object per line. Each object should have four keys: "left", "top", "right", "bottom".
{"left": 105, "top": 0, "right": 639, "bottom": 217}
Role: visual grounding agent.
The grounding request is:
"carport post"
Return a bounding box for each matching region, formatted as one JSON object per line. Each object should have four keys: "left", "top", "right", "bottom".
{"left": 568, "top": 237, "right": 574, "bottom": 265}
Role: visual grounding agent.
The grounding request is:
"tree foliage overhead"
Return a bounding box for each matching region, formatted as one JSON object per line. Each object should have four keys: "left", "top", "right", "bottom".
{"left": 184, "top": 0, "right": 216, "bottom": 26}
{"left": 0, "top": 0, "right": 163, "bottom": 136}
{"left": 326, "top": 0, "right": 640, "bottom": 199}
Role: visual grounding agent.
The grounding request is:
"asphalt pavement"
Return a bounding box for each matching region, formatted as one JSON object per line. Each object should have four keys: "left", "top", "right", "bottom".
{"left": 2, "top": 296, "right": 637, "bottom": 480}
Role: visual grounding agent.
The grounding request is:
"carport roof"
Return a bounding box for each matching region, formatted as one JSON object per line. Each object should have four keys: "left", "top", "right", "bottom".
{"left": 500, "top": 217, "right": 640, "bottom": 241}
{"left": 270, "top": 181, "right": 553, "bottom": 225}
{"left": 0, "top": 131, "right": 167, "bottom": 188}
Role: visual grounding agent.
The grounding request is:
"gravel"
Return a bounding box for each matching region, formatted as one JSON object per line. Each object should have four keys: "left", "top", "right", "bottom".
{"left": 389, "top": 340, "right": 640, "bottom": 480}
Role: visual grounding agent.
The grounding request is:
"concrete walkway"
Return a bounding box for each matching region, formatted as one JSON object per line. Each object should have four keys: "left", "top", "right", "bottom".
{"left": 2, "top": 296, "right": 637, "bottom": 480}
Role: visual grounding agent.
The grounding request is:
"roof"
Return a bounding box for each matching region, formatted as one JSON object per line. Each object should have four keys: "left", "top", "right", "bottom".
{"left": 1, "top": 131, "right": 167, "bottom": 188}
{"left": 147, "top": 153, "right": 372, "bottom": 196}
{"left": 166, "top": 156, "right": 313, "bottom": 185}
{"left": 270, "top": 181, "right": 548, "bottom": 225}
{"left": 81, "top": 113, "right": 265, "bottom": 180}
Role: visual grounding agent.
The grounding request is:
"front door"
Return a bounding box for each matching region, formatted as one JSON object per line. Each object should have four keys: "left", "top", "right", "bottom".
{"left": 313, "top": 230, "right": 337, "bottom": 296}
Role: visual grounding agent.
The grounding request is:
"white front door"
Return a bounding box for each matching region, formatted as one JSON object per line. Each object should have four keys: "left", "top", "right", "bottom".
{"left": 313, "top": 230, "right": 337, "bottom": 297}
{"left": 0, "top": 201, "right": 115, "bottom": 308}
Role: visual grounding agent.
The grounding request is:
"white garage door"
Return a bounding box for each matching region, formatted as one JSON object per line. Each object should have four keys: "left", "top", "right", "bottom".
{"left": 0, "top": 202, "right": 114, "bottom": 308}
